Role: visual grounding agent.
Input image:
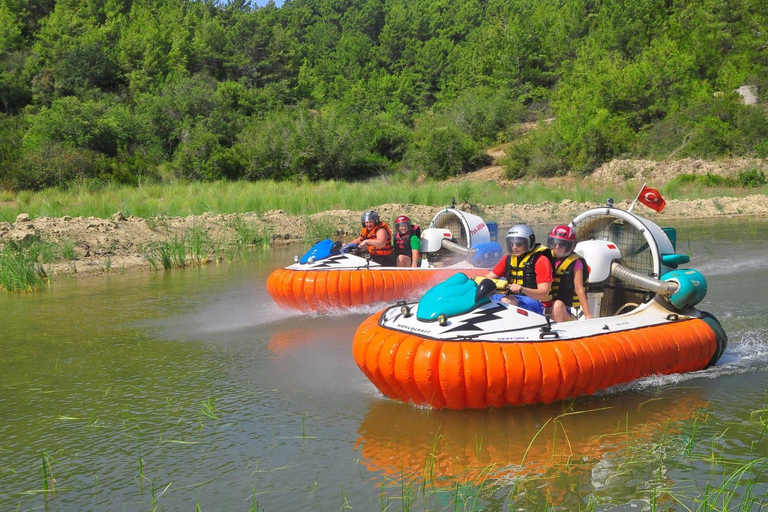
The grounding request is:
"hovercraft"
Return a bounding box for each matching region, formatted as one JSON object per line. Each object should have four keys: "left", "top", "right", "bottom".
{"left": 267, "top": 207, "right": 503, "bottom": 311}
{"left": 353, "top": 203, "right": 728, "bottom": 409}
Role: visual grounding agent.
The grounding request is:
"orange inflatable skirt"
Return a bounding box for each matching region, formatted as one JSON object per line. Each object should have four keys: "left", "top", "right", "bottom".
{"left": 352, "top": 312, "right": 721, "bottom": 409}
{"left": 267, "top": 268, "right": 486, "bottom": 311}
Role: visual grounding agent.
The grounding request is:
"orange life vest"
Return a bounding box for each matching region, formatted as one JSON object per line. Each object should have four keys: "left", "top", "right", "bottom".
{"left": 360, "top": 222, "right": 393, "bottom": 256}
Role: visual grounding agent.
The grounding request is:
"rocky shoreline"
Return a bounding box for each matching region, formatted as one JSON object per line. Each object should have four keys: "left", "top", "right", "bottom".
{"left": 2, "top": 193, "right": 767, "bottom": 279}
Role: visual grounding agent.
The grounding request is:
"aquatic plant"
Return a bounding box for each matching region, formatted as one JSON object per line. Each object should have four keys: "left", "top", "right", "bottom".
{"left": 142, "top": 226, "right": 215, "bottom": 270}
{"left": 0, "top": 241, "right": 48, "bottom": 292}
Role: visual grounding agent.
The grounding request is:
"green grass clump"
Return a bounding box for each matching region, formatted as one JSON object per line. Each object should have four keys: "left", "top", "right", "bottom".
{"left": 144, "top": 236, "right": 189, "bottom": 270}
{"left": 142, "top": 226, "right": 215, "bottom": 270}
{"left": 0, "top": 241, "right": 48, "bottom": 292}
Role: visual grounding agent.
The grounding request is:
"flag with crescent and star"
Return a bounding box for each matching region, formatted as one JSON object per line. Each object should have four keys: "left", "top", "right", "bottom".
{"left": 636, "top": 184, "right": 666, "bottom": 212}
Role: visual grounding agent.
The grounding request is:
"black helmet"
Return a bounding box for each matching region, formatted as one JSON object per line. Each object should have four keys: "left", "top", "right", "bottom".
{"left": 361, "top": 210, "right": 379, "bottom": 226}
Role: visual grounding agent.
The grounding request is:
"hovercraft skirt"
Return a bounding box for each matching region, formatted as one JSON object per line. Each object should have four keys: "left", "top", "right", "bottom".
{"left": 267, "top": 268, "right": 486, "bottom": 311}
{"left": 352, "top": 313, "right": 720, "bottom": 409}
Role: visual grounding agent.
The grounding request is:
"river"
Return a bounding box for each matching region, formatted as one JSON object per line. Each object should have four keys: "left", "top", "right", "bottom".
{"left": 1, "top": 217, "right": 767, "bottom": 511}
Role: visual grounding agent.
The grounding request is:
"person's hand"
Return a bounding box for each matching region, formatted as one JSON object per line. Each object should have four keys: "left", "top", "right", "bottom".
{"left": 508, "top": 283, "right": 523, "bottom": 294}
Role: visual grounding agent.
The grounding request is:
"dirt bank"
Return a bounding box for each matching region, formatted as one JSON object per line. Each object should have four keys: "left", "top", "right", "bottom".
{"left": 1, "top": 157, "right": 767, "bottom": 278}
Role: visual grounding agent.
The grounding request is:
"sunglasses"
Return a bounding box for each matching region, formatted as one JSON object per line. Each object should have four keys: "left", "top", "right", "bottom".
{"left": 509, "top": 241, "right": 527, "bottom": 247}
{"left": 552, "top": 241, "right": 570, "bottom": 247}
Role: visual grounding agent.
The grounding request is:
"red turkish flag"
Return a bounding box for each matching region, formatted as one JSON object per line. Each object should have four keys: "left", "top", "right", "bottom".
{"left": 637, "top": 185, "right": 666, "bottom": 212}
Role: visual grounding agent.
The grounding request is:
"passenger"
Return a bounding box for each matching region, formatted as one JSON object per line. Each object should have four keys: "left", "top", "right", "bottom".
{"left": 547, "top": 225, "right": 593, "bottom": 322}
{"left": 349, "top": 210, "right": 395, "bottom": 266}
{"left": 393, "top": 215, "right": 421, "bottom": 268}
{"left": 485, "top": 224, "right": 553, "bottom": 315}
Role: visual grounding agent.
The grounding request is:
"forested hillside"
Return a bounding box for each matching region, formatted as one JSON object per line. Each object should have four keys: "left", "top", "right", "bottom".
{"left": 1, "top": 0, "right": 767, "bottom": 190}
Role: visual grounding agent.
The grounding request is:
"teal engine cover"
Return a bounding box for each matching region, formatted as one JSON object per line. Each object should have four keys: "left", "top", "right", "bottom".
{"left": 417, "top": 273, "right": 489, "bottom": 321}
{"left": 662, "top": 269, "right": 708, "bottom": 309}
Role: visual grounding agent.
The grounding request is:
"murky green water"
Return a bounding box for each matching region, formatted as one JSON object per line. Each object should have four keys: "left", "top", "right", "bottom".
{"left": 2, "top": 217, "right": 767, "bottom": 511}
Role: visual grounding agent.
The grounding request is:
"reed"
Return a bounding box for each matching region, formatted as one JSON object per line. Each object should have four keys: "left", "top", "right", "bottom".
{"left": 41, "top": 451, "right": 55, "bottom": 493}
{"left": 186, "top": 225, "right": 210, "bottom": 264}
{"left": 142, "top": 226, "right": 214, "bottom": 270}
{"left": 0, "top": 241, "right": 48, "bottom": 292}
{"left": 227, "top": 216, "right": 270, "bottom": 248}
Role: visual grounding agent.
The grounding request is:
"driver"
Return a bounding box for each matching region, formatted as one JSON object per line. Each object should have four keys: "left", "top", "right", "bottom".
{"left": 349, "top": 210, "right": 395, "bottom": 266}
{"left": 484, "top": 224, "right": 552, "bottom": 314}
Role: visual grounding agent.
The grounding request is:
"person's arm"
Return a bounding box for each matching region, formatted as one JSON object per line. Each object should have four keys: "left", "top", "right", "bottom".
{"left": 574, "top": 267, "right": 593, "bottom": 319}
{"left": 410, "top": 235, "right": 420, "bottom": 268}
{"left": 485, "top": 257, "right": 506, "bottom": 279}
{"left": 508, "top": 281, "right": 551, "bottom": 301}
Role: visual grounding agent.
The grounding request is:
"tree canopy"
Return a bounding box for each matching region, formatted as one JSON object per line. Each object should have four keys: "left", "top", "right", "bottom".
{"left": 1, "top": 0, "right": 767, "bottom": 189}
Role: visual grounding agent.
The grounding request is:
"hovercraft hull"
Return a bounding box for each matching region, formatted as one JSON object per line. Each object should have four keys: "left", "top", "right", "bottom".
{"left": 352, "top": 301, "right": 725, "bottom": 409}
{"left": 267, "top": 267, "right": 486, "bottom": 311}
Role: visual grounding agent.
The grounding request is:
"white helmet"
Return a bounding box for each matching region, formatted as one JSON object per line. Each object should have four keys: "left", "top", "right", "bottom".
{"left": 506, "top": 224, "right": 535, "bottom": 253}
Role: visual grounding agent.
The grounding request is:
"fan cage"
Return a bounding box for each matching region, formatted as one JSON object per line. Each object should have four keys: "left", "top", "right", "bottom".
{"left": 572, "top": 213, "right": 655, "bottom": 317}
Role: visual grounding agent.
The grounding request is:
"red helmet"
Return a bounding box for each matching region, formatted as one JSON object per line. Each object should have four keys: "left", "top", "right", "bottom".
{"left": 547, "top": 225, "right": 576, "bottom": 254}
{"left": 395, "top": 215, "right": 412, "bottom": 231}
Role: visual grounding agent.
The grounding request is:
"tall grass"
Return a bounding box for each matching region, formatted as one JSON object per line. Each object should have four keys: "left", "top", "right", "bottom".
{"left": 141, "top": 224, "right": 264, "bottom": 270}
{"left": 2, "top": 177, "right": 765, "bottom": 223}
{"left": 0, "top": 179, "right": 655, "bottom": 222}
{"left": 0, "top": 241, "right": 48, "bottom": 292}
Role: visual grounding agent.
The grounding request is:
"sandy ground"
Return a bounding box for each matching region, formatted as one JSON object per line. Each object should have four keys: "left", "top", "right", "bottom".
{"left": 1, "top": 157, "right": 767, "bottom": 278}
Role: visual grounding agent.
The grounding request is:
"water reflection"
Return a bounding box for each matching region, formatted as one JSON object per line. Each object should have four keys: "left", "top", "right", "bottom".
{"left": 356, "top": 388, "right": 710, "bottom": 485}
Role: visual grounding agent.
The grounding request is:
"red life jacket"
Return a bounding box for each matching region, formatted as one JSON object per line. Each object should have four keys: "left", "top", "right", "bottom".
{"left": 393, "top": 225, "right": 420, "bottom": 255}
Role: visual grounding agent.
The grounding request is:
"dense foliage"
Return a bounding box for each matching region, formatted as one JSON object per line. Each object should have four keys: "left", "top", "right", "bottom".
{"left": 1, "top": 0, "right": 767, "bottom": 189}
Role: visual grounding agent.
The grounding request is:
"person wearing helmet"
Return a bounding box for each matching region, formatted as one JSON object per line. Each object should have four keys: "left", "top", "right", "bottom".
{"left": 484, "top": 224, "right": 553, "bottom": 314}
{"left": 393, "top": 215, "right": 422, "bottom": 267}
{"left": 547, "top": 225, "right": 593, "bottom": 322}
{"left": 349, "top": 210, "right": 395, "bottom": 265}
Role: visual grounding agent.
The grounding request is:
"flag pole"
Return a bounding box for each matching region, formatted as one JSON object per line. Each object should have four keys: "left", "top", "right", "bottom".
{"left": 627, "top": 182, "right": 646, "bottom": 213}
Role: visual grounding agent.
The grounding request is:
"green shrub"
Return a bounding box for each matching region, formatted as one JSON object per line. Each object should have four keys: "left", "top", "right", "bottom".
{"left": 501, "top": 125, "right": 569, "bottom": 179}
{"left": 668, "top": 173, "right": 731, "bottom": 187}
{"left": 735, "top": 168, "right": 767, "bottom": 187}
{"left": 236, "top": 108, "right": 391, "bottom": 181}
{"left": 405, "top": 114, "right": 489, "bottom": 179}
{"left": 9, "top": 142, "right": 107, "bottom": 190}
{"left": 433, "top": 87, "right": 526, "bottom": 144}
{"left": 755, "top": 140, "right": 768, "bottom": 158}
{"left": 687, "top": 115, "right": 736, "bottom": 158}
{"left": 639, "top": 95, "right": 768, "bottom": 159}
{"left": 367, "top": 113, "right": 411, "bottom": 162}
